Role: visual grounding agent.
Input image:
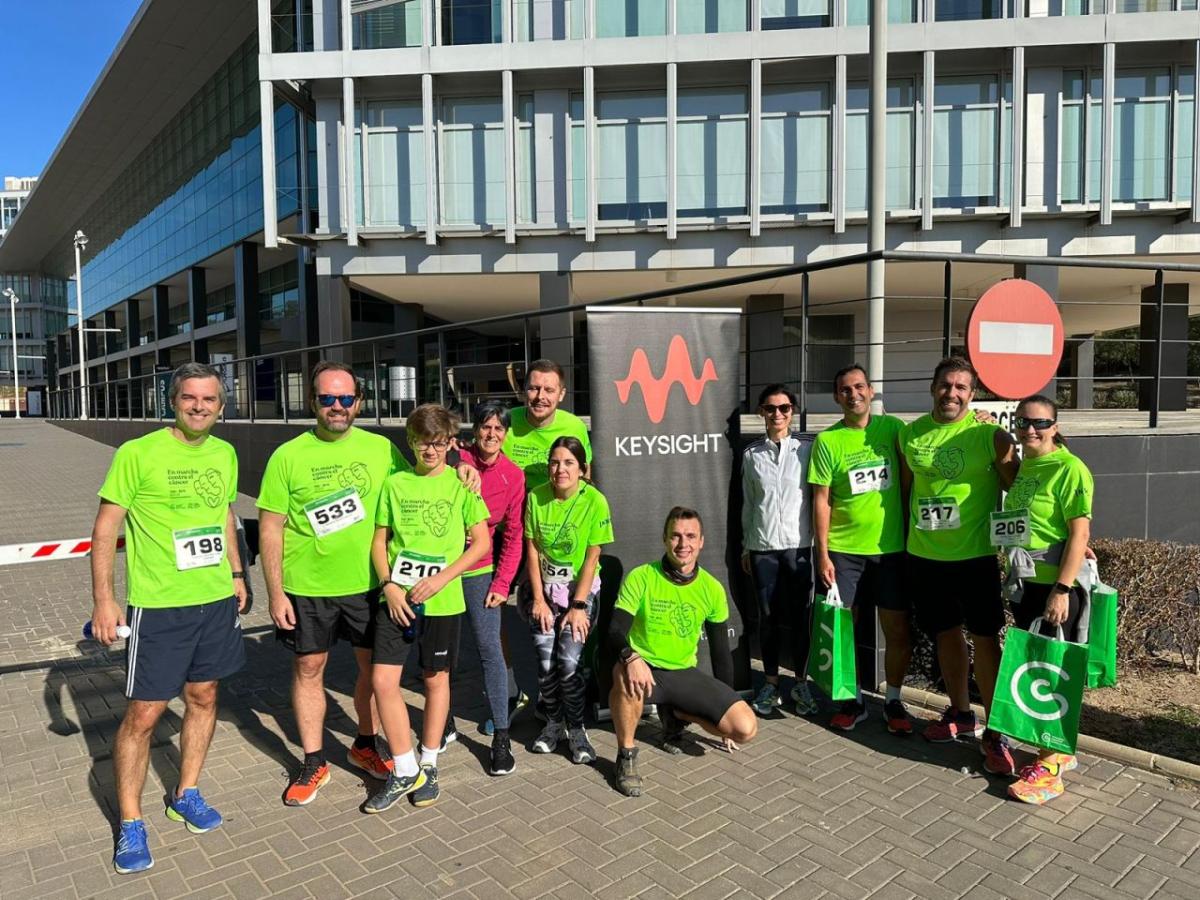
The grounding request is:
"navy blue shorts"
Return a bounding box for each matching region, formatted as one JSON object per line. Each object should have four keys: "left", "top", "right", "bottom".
{"left": 827, "top": 551, "right": 907, "bottom": 612}
{"left": 124, "top": 596, "right": 246, "bottom": 701}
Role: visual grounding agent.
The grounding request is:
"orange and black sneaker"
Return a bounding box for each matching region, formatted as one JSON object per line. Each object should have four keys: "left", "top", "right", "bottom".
{"left": 348, "top": 744, "right": 393, "bottom": 780}
{"left": 284, "top": 759, "right": 330, "bottom": 807}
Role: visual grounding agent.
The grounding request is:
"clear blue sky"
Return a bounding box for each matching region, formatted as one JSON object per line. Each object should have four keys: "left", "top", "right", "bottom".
{"left": 0, "top": 1, "right": 143, "bottom": 178}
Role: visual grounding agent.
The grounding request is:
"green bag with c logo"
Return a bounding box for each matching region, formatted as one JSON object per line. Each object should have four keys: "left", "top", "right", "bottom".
{"left": 806, "top": 583, "right": 857, "bottom": 702}
{"left": 989, "top": 618, "right": 1088, "bottom": 754}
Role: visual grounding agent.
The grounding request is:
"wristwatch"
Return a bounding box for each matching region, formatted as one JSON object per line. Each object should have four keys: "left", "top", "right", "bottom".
{"left": 619, "top": 646, "right": 640, "bottom": 665}
{"left": 570, "top": 601, "right": 589, "bottom": 610}
{"left": 231, "top": 572, "right": 245, "bottom": 579}
{"left": 1052, "top": 582, "right": 1071, "bottom": 595}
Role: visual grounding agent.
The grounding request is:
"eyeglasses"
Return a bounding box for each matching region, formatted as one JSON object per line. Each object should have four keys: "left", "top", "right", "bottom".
{"left": 317, "top": 394, "right": 358, "bottom": 408}
{"left": 413, "top": 439, "right": 452, "bottom": 451}
{"left": 761, "top": 403, "right": 793, "bottom": 415}
{"left": 1014, "top": 416, "right": 1056, "bottom": 431}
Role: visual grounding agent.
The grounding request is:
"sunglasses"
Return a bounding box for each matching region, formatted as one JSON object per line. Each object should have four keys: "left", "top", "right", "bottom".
{"left": 317, "top": 394, "right": 358, "bottom": 408}
{"left": 761, "top": 403, "right": 793, "bottom": 415}
{"left": 1014, "top": 416, "right": 1056, "bottom": 431}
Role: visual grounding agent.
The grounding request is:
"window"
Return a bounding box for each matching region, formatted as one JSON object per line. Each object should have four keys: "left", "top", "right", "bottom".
{"left": 514, "top": 0, "right": 584, "bottom": 40}
{"left": 845, "top": 0, "right": 915, "bottom": 24}
{"left": 442, "top": 0, "right": 502, "bottom": 45}
{"left": 353, "top": 0, "right": 422, "bottom": 49}
{"left": 259, "top": 261, "right": 300, "bottom": 322}
{"left": 678, "top": 89, "right": 748, "bottom": 217}
{"left": 761, "top": 0, "right": 830, "bottom": 29}
{"left": 934, "top": 0, "right": 1001, "bottom": 19}
{"left": 596, "top": 92, "right": 668, "bottom": 220}
{"left": 932, "top": 75, "right": 1010, "bottom": 209}
{"left": 351, "top": 291, "right": 396, "bottom": 324}
{"left": 846, "top": 80, "right": 916, "bottom": 211}
{"left": 1179, "top": 69, "right": 1195, "bottom": 201}
{"left": 440, "top": 97, "right": 505, "bottom": 226}
{"left": 761, "top": 84, "right": 830, "bottom": 214}
{"left": 517, "top": 95, "right": 537, "bottom": 223}
{"left": 569, "top": 94, "right": 586, "bottom": 223}
{"left": 206, "top": 284, "right": 236, "bottom": 325}
{"left": 677, "top": 0, "right": 748, "bottom": 33}
{"left": 596, "top": 0, "right": 667, "bottom": 36}
{"left": 356, "top": 100, "right": 426, "bottom": 227}
{"left": 1061, "top": 71, "right": 1086, "bottom": 204}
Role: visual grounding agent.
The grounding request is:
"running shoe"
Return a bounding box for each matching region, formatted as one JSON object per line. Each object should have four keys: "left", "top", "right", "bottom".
{"left": 922, "top": 706, "right": 982, "bottom": 743}
{"left": 113, "top": 819, "right": 153, "bottom": 874}
{"left": 362, "top": 768, "right": 428, "bottom": 814}
{"left": 283, "top": 759, "right": 331, "bottom": 807}
{"left": 752, "top": 682, "right": 782, "bottom": 716}
{"left": 490, "top": 732, "right": 516, "bottom": 776}
{"left": 165, "top": 787, "right": 223, "bottom": 833}
{"left": 439, "top": 716, "right": 458, "bottom": 751}
{"left": 568, "top": 726, "right": 596, "bottom": 764}
{"left": 531, "top": 720, "right": 566, "bottom": 754}
{"left": 348, "top": 743, "right": 393, "bottom": 780}
{"left": 790, "top": 681, "right": 819, "bottom": 716}
{"left": 981, "top": 730, "right": 1016, "bottom": 776}
{"left": 1007, "top": 762, "right": 1065, "bottom": 805}
{"left": 1044, "top": 752, "right": 1079, "bottom": 773}
{"left": 830, "top": 700, "right": 868, "bottom": 731}
{"left": 410, "top": 764, "right": 440, "bottom": 807}
{"left": 884, "top": 699, "right": 913, "bottom": 736}
{"left": 616, "top": 750, "right": 643, "bottom": 798}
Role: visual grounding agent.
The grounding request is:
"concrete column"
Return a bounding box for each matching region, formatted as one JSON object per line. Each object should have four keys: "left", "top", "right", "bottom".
{"left": 1014, "top": 263, "right": 1059, "bottom": 398}
{"left": 126, "top": 298, "right": 140, "bottom": 350}
{"left": 921, "top": 50, "right": 934, "bottom": 231}
{"left": 538, "top": 272, "right": 576, "bottom": 407}
{"left": 342, "top": 76, "right": 358, "bottom": 246}
{"left": 584, "top": 66, "right": 597, "bottom": 242}
{"left": 745, "top": 294, "right": 790, "bottom": 408}
{"left": 1071, "top": 334, "right": 1095, "bottom": 409}
{"left": 1101, "top": 43, "right": 1115, "bottom": 224}
{"left": 1139, "top": 283, "right": 1190, "bottom": 412}
{"left": 188, "top": 267, "right": 208, "bottom": 363}
{"left": 1025, "top": 67, "right": 1059, "bottom": 210}
{"left": 103, "top": 310, "right": 118, "bottom": 358}
{"left": 833, "top": 54, "right": 847, "bottom": 234}
{"left": 667, "top": 63, "right": 677, "bottom": 240}
{"left": 261, "top": 80, "right": 279, "bottom": 249}
{"left": 750, "top": 59, "right": 762, "bottom": 238}
{"left": 503, "top": 70, "right": 517, "bottom": 244}
{"left": 234, "top": 242, "right": 261, "bottom": 358}
{"left": 153, "top": 284, "right": 169, "bottom": 345}
{"left": 316, "top": 274, "right": 354, "bottom": 356}
{"left": 1010, "top": 47, "right": 1025, "bottom": 227}
{"left": 298, "top": 250, "right": 320, "bottom": 348}
{"left": 316, "top": 96, "right": 342, "bottom": 233}
{"left": 422, "top": 73, "right": 438, "bottom": 245}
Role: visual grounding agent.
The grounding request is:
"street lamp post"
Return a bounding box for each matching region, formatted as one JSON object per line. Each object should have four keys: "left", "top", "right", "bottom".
{"left": 2, "top": 288, "right": 18, "bottom": 419}
{"left": 73, "top": 230, "right": 89, "bottom": 420}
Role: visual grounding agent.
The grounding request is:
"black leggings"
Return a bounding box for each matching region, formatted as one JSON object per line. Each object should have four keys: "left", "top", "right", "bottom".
{"left": 748, "top": 548, "right": 813, "bottom": 679}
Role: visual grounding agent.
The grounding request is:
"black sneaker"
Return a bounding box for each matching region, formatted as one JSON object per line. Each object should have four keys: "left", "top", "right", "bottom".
{"left": 439, "top": 716, "right": 458, "bottom": 751}
{"left": 411, "top": 764, "right": 440, "bottom": 807}
{"left": 658, "top": 704, "right": 686, "bottom": 754}
{"left": 490, "top": 732, "right": 516, "bottom": 776}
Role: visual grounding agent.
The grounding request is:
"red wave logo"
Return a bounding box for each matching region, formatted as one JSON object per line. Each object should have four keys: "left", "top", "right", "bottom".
{"left": 614, "top": 334, "right": 718, "bottom": 424}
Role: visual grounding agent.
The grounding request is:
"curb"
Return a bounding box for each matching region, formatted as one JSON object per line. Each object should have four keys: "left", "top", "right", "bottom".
{"left": 898, "top": 685, "right": 1200, "bottom": 784}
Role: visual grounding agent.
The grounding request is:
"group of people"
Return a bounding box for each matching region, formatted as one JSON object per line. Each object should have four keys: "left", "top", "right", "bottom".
{"left": 88, "top": 351, "right": 1094, "bottom": 877}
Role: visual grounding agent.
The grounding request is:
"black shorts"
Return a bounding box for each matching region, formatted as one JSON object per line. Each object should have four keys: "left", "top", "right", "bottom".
{"left": 1011, "top": 582, "right": 1089, "bottom": 644}
{"left": 125, "top": 596, "right": 245, "bottom": 701}
{"left": 277, "top": 590, "right": 376, "bottom": 654}
{"left": 906, "top": 553, "right": 1005, "bottom": 638}
{"left": 647, "top": 666, "right": 742, "bottom": 727}
{"left": 373, "top": 607, "right": 462, "bottom": 672}
{"left": 827, "top": 551, "right": 907, "bottom": 612}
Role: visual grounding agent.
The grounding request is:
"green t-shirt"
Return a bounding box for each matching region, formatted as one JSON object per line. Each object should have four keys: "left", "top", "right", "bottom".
{"left": 502, "top": 407, "right": 592, "bottom": 492}
{"left": 375, "top": 467, "right": 489, "bottom": 616}
{"left": 256, "top": 427, "right": 409, "bottom": 597}
{"left": 1003, "top": 448, "right": 1094, "bottom": 584}
{"left": 98, "top": 428, "right": 238, "bottom": 609}
{"left": 900, "top": 414, "right": 1002, "bottom": 561}
{"left": 808, "top": 414, "right": 905, "bottom": 555}
{"left": 523, "top": 482, "right": 614, "bottom": 577}
{"left": 615, "top": 562, "right": 729, "bottom": 670}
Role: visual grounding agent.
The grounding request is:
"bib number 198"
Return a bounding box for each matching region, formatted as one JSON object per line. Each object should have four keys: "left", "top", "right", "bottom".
{"left": 173, "top": 526, "right": 225, "bottom": 570}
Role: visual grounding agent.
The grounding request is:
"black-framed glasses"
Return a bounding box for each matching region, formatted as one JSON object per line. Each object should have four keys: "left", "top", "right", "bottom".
{"left": 1014, "top": 416, "right": 1056, "bottom": 431}
{"left": 761, "top": 403, "right": 793, "bottom": 415}
{"left": 413, "top": 439, "right": 452, "bottom": 451}
{"left": 317, "top": 394, "right": 358, "bottom": 408}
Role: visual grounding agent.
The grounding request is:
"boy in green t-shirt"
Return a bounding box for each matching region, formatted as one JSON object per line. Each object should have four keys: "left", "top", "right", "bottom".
{"left": 364, "top": 405, "right": 491, "bottom": 814}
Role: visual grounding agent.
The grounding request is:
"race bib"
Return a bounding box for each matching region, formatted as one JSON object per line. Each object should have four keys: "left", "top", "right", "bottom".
{"left": 990, "top": 509, "right": 1030, "bottom": 547}
{"left": 916, "top": 497, "right": 961, "bottom": 531}
{"left": 304, "top": 487, "right": 365, "bottom": 537}
{"left": 173, "top": 526, "right": 225, "bottom": 571}
{"left": 541, "top": 558, "right": 574, "bottom": 586}
{"left": 391, "top": 550, "right": 447, "bottom": 588}
{"left": 849, "top": 461, "right": 891, "bottom": 495}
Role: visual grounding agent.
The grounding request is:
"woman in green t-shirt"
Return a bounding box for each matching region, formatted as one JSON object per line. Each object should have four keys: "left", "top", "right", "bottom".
{"left": 523, "top": 436, "right": 615, "bottom": 766}
{"left": 1000, "top": 394, "right": 1094, "bottom": 807}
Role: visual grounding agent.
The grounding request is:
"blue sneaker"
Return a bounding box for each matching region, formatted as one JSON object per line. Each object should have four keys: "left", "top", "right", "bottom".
{"left": 113, "top": 819, "right": 153, "bottom": 874}
{"left": 165, "top": 787, "right": 223, "bottom": 834}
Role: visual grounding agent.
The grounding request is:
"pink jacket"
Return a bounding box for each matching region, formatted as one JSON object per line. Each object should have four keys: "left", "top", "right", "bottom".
{"left": 458, "top": 444, "right": 525, "bottom": 598}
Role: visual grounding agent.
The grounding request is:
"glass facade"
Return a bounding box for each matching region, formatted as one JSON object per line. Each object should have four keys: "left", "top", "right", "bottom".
{"left": 259, "top": 261, "right": 300, "bottom": 322}
{"left": 440, "top": 97, "right": 506, "bottom": 226}
{"left": 596, "top": 92, "right": 668, "bottom": 221}
{"left": 596, "top": 0, "right": 667, "bottom": 37}
{"left": 846, "top": 81, "right": 916, "bottom": 211}
{"left": 442, "top": 0, "right": 503, "bottom": 44}
{"left": 932, "top": 75, "right": 1011, "bottom": 209}
{"left": 678, "top": 89, "right": 748, "bottom": 218}
{"left": 677, "top": 0, "right": 748, "bottom": 32}
{"left": 355, "top": 100, "right": 427, "bottom": 227}
{"left": 761, "top": 0, "right": 830, "bottom": 29}
{"left": 762, "top": 84, "right": 830, "bottom": 214}
{"left": 353, "top": 0, "right": 423, "bottom": 48}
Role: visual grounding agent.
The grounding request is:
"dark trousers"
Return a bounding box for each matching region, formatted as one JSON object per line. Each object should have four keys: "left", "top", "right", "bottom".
{"left": 748, "top": 548, "right": 813, "bottom": 679}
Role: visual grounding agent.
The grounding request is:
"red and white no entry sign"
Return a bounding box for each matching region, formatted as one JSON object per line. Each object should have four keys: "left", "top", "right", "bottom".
{"left": 966, "top": 279, "right": 1065, "bottom": 399}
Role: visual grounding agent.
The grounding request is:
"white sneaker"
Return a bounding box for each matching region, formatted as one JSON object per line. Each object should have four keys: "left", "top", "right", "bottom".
{"left": 531, "top": 720, "right": 566, "bottom": 754}
{"left": 791, "top": 681, "right": 819, "bottom": 716}
{"left": 568, "top": 726, "right": 596, "bottom": 764}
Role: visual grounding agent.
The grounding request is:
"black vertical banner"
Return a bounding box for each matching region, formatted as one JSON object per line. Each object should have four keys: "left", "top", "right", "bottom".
{"left": 587, "top": 307, "right": 750, "bottom": 690}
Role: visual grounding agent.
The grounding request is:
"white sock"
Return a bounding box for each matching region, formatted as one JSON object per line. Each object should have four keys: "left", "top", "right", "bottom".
{"left": 506, "top": 667, "right": 518, "bottom": 697}
{"left": 392, "top": 750, "right": 418, "bottom": 777}
{"left": 855, "top": 687, "right": 863, "bottom": 703}
{"left": 419, "top": 745, "right": 439, "bottom": 767}
{"left": 886, "top": 685, "right": 902, "bottom": 703}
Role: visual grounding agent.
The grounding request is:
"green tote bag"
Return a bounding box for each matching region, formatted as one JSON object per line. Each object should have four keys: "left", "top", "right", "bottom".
{"left": 807, "top": 583, "right": 857, "bottom": 702}
{"left": 1080, "top": 559, "right": 1118, "bottom": 689}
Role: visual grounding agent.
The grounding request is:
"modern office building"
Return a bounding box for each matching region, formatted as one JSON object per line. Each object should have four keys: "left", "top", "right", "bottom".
{"left": 0, "top": 0, "right": 1198, "bottom": 418}
{"left": 1, "top": 176, "right": 36, "bottom": 240}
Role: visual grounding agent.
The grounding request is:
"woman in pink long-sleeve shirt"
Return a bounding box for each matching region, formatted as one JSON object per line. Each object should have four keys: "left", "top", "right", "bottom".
{"left": 457, "top": 402, "right": 525, "bottom": 776}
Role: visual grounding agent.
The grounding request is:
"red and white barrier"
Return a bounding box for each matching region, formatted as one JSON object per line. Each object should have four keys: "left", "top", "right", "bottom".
{"left": 0, "top": 536, "right": 125, "bottom": 566}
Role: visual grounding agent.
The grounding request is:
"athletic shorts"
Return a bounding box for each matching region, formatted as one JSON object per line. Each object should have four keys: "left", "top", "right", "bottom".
{"left": 647, "top": 666, "right": 742, "bottom": 727}
{"left": 827, "top": 550, "right": 907, "bottom": 611}
{"left": 1011, "top": 582, "right": 1089, "bottom": 644}
{"left": 125, "top": 596, "right": 245, "bottom": 701}
{"left": 906, "top": 553, "right": 1005, "bottom": 638}
{"left": 276, "top": 590, "right": 377, "bottom": 654}
{"left": 373, "top": 606, "right": 462, "bottom": 672}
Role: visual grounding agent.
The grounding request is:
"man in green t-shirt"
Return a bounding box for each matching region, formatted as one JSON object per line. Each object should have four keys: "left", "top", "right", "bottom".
{"left": 258, "top": 361, "right": 412, "bottom": 807}
{"left": 90, "top": 363, "right": 247, "bottom": 875}
{"left": 809, "top": 364, "right": 912, "bottom": 735}
{"left": 364, "top": 404, "right": 491, "bottom": 814}
{"left": 502, "top": 358, "right": 591, "bottom": 491}
{"left": 898, "top": 357, "right": 1019, "bottom": 769}
{"left": 607, "top": 507, "right": 757, "bottom": 797}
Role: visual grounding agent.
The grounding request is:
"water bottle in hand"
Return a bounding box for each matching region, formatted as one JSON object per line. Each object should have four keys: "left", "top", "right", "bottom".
{"left": 83, "top": 620, "right": 131, "bottom": 641}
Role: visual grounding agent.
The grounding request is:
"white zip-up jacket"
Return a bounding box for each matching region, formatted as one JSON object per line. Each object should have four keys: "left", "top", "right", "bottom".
{"left": 741, "top": 433, "right": 813, "bottom": 552}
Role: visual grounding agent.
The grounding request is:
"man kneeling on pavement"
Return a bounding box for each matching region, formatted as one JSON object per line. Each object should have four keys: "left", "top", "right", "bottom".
{"left": 608, "top": 506, "right": 757, "bottom": 796}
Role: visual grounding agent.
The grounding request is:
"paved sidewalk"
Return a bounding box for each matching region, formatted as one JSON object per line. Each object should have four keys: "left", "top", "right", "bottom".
{"left": 2, "top": 419, "right": 1199, "bottom": 900}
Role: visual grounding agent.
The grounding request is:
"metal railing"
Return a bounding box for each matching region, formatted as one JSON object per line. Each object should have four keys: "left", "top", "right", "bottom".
{"left": 46, "top": 250, "right": 1198, "bottom": 428}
